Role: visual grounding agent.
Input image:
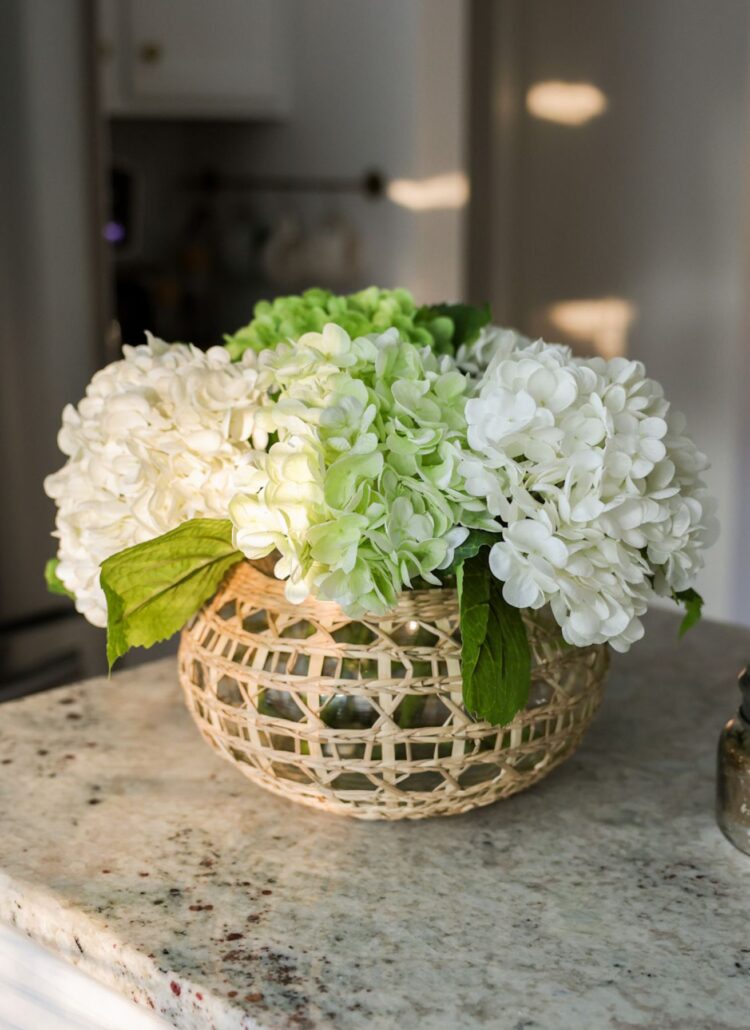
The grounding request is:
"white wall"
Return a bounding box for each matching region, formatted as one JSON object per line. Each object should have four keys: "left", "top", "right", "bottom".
{"left": 481, "top": 0, "right": 750, "bottom": 623}
{"left": 187, "top": 0, "right": 469, "bottom": 305}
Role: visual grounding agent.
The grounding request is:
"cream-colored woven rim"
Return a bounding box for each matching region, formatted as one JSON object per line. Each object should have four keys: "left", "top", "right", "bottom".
{"left": 178, "top": 562, "right": 608, "bottom": 820}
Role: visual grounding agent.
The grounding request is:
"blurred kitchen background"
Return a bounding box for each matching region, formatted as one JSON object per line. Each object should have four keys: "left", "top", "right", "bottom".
{"left": 1, "top": 0, "right": 749, "bottom": 698}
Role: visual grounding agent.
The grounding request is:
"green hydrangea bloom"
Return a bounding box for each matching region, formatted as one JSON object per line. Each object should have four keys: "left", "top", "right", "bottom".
{"left": 224, "top": 286, "right": 456, "bottom": 359}
{"left": 229, "top": 324, "right": 495, "bottom": 616}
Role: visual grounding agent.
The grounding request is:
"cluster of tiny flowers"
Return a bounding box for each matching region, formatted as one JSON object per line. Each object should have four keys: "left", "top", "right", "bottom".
{"left": 224, "top": 286, "right": 448, "bottom": 359}
{"left": 458, "top": 328, "right": 718, "bottom": 651}
{"left": 45, "top": 310, "right": 716, "bottom": 652}
{"left": 44, "top": 335, "right": 262, "bottom": 626}
{"left": 456, "top": 324, "right": 533, "bottom": 376}
{"left": 230, "top": 324, "right": 493, "bottom": 615}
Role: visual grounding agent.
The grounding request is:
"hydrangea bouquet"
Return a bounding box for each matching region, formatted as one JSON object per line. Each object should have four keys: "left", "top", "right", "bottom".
{"left": 45, "top": 287, "right": 717, "bottom": 726}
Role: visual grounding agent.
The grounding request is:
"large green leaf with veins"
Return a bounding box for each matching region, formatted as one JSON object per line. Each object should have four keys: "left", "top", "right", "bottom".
{"left": 100, "top": 519, "right": 243, "bottom": 669}
{"left": 457, "top": 552, "right": 531, "bottom": 725}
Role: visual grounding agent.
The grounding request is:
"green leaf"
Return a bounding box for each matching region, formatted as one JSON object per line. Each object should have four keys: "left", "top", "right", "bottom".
{"left": 417, "top": 302, "right": 491, "bottom": 354}
{"left": 447, "top": 529, "right": 500, "bottom": 570}
{"left": 673, "top": 587, "right": 704, "bottom": 638}
{"left": 100, "top": 518, "right": 243, "bottom": 670}
{"left": 44, "top": 558, "right": 75, "bottom": 599}
{"left": 458, "top": 552, "right": 531, "bottom": 725}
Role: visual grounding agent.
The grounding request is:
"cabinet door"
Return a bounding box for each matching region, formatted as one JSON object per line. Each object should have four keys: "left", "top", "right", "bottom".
{"left": 123, "top": 0, "right": 290, "bottom": 117}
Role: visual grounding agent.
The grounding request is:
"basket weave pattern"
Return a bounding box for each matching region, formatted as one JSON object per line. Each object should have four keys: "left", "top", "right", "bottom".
{"left": 178, "top": 562, "right": 608, "bottom": 820}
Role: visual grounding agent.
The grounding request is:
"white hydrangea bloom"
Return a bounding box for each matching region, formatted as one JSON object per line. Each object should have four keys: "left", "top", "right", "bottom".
{"left": 44, "top": 335, "right": 263, "bottom": 627}
{"left": 456, "top": 324, "right": 534, "bottom": 375}
{"left": 462, "top": 334, "right": 717, "bottom": 652}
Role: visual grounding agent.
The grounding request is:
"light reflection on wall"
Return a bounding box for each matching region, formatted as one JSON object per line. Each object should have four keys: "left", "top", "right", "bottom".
{"left": 546, "top": 297, "right": 637, "bottom": 358}
{"left": 386, "top": 172, "right": 470, "bottom": 211}
{"left": 526, "top": 81, "right": 608, "bottom": 126}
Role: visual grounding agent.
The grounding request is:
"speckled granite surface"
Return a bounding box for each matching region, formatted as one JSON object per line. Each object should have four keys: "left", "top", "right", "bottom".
{"left": 0, "top": 610, "right": 749, "bottom": 1029}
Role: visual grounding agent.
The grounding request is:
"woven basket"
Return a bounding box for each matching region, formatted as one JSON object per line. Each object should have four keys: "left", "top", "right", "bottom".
{"left": 178, "top": 562, "right": 608, "bottom": 820}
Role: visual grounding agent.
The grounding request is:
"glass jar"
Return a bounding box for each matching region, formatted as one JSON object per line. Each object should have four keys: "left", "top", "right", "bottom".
{"left": 717, "top": 667, "right": 750, "bottom": 855}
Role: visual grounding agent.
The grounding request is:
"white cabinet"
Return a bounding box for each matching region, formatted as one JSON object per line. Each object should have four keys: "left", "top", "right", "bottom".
{"left": 98, "top": 0, "right": 291, "bottom": 119}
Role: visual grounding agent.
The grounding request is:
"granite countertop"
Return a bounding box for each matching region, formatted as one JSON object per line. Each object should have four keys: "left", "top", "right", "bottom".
{"left": 0, "top": 609, "right": 749, "bottom": 1029}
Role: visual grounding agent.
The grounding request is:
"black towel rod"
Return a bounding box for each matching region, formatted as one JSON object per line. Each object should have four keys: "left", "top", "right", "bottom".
{"left": 185, "top": 168, "right": 386, "bottom": 199}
